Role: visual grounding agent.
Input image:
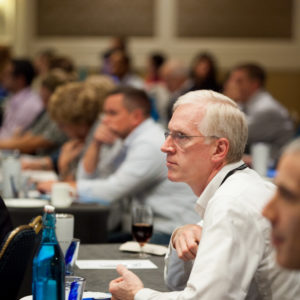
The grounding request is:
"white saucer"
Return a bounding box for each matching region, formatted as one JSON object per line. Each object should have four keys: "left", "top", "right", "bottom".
{"left": 4, "top": 198, "right": 49, "bottom": 208}
{"left": 20, "top": 291, "right": 111, "bottom": 299}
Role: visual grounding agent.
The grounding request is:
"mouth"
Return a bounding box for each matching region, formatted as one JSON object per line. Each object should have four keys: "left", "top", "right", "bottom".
{"left": 166, "top": 159, "right": 177, "bottom": 166}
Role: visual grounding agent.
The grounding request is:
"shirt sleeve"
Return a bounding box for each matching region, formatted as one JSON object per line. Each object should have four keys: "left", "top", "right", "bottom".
{"left": 77, "top": 139, "right": 165, "bottom": 204}
{"left": 135, "top": 196, "right": 265, "bottom": 300}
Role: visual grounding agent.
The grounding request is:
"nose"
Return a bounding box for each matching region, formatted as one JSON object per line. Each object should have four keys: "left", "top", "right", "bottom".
{"left": 161, "top": 135, "right": 176, "bottom": 153}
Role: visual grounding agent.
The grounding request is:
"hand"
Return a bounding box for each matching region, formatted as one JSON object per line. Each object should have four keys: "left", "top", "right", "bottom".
{"left": 94, "top": 124, "right": 117, "bottom": 145}
{"left": 58, "top": 139, "right": 84, "bottom": 179}
{"left": 37, "top": 180, "right": 57, "bottom": 194}
{"left": 172, "top": 224, "right": 202, "bottom": 261}
{"left": 60, "top": 139, "right": 84, "bottom": 163}
{"left": 109, "top": 264, "right": 144, "bottom": 300}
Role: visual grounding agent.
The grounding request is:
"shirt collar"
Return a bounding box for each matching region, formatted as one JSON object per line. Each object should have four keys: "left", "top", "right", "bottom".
{"left": 124, "top": 118, "right": 155, "bottom": 147}
{"left": 195, "top": 160, "right": 245, "bottom": 217}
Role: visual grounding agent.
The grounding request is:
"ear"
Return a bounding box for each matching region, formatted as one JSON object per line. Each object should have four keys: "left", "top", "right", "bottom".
{"left": 211, "top": 138, "right": 229, "bottom": 163}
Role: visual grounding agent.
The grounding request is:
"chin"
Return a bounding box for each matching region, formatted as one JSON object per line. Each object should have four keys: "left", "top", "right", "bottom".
{"left": 167, "top": 173, "right": 181, "bottom": 182}
{"left": 277, "top": 253, "right": 300, "bottom": 270}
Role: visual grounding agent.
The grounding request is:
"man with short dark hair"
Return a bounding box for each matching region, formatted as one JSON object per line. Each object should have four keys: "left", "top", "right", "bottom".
{"left": 76, "top": 86, "right": 199, "bottom": 243}
{"left": 0, "top": 59, "right": 43, "bottom": 138}
{"left": 225, "top": 63, "right": 294, "bottom": 163}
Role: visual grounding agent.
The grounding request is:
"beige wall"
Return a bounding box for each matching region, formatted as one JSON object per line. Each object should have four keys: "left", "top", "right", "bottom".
{"left": 0, "top": 0, "right": 300, "bottom": 116}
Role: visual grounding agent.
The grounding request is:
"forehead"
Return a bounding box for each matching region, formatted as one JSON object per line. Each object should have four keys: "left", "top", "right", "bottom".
{"left": 169, "top": 104, "right": 205, "bottom": 133}
{"left": 276, "top": 153, "right": 300, "bottom": 195}
{"left": 230, "top": 69, "right": 249, "bottom": 80}
{"left": 104, "top": 93, "right": 125, "bottom": 109}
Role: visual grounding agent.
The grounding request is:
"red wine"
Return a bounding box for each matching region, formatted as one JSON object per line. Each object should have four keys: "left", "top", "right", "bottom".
{"left": 132, "top": 223, "right": 153, "bottom": 245}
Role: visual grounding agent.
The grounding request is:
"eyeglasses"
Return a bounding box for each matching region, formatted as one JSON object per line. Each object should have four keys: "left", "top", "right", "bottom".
{"left": 164, "top": 131, "right": 219, "bottom": 148}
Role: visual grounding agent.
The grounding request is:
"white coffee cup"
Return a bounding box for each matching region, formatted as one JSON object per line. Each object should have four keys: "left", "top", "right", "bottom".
{"left": 56, "top": 213, "right": 74, "bottom": 256}
{"left": 51, "top": 182, "right": 75, "bottom": 208}
{"left": 251, "top": 143, "right": 271, "bottom": 177}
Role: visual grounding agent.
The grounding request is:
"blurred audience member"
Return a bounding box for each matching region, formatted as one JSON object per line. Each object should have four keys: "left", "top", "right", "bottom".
{"left": 25, "top": 76, "right": 115, "bottom": 180}
{"left": 0, "top": 59, "right": 43, "bottom": 139}
{"left": 109, "top": 50, "right": 144, "bottom": 89}
{"left": 263, "top": 138, "right": 300, "bottom": 270}
{"left": 100, "top": 36, "right": 127, "bottom": 75}
{"left": 74, "top": 87, "right": 199, "bottom": 243}
{"left": 224, "top": 63, "right": 294, "bottom": 163}
{"left": 144, "top": 52, "right": 166, "bottom": 85}
{"left": 0, "top": 46, "right": 11, "bottom": 101}
{"left": 50, "top": 55, "right": 78, "bottom": 81}
{"left": 189, "top": 52, "right": 220, "bottom": 92}
{"left": 32, "top": 48, "right": 56, "bottom": 91}
{"left": 0, "top": 69, "right": 69, "bottom": 154}
{"left": 160, "top": 59, "right": 191, "bottom": 122}
{"left": 0, "top": 46, "right": 11, "bottom": 125}
{"left": 144, "top": 52, "right": 169, "bottom": 127}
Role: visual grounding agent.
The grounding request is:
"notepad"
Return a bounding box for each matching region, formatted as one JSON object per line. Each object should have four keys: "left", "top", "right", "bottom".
{"left": 76, "top": 259, "right": 157, "bottom": 269}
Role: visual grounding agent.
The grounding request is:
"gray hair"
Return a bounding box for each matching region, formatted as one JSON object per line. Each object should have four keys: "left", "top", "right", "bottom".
{"left": 173, "top": 90, "right": 248, "bottom": 163}
{"left": 282, "top": 138, "right": 300, "bottom": 156}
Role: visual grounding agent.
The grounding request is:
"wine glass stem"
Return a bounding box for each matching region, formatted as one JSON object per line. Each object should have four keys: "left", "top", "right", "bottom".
{"left": 139, "top": 243, "right": 146, "bottom": 258}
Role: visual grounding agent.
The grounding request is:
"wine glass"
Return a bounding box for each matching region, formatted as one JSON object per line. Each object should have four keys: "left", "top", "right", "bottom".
{"left": 131, "top": 204, "right": 153, "bottom": 258}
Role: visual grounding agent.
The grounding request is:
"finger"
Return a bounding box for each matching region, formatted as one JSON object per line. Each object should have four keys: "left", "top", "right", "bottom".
{"left": 187, "top": 240, "right": 199, "bottom": 257}
{"left": 110, "top": 276, "right": 123, "bottom": 285}
{"left": 176, "top": 236, "right": 194, "bottom": 261}
{"left": 178, "top": 233, "right": 197, "bottom": 261}
{"left": 116, "top": 264, "right": 129, "bottom": 276}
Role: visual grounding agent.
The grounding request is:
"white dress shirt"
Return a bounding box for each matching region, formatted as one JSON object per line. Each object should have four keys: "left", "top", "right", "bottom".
{"left": 136, "top": 161, "right": 300, "bottom": 299}
{"left": 77, "top": 118, "right": 199, "bottom": 234}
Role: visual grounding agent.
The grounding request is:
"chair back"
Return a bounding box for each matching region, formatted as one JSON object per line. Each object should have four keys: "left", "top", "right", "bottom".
{"left": 0, "top": 216, "right": 42, "bottom": 300}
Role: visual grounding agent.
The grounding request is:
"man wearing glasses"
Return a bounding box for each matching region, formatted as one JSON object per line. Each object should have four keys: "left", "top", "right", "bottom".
{"left": 109, "top": 90, "right": 300, "bottom": 299}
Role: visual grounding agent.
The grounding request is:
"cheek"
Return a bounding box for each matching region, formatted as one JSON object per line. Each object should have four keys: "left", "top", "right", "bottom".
{"left": 285, "top": 212, "right": 300, "bottom": 241}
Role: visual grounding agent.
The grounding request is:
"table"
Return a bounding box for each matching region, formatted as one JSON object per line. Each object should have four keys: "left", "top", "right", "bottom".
{"left": 8, "top": 203, "right": 110, "bottom": 244}
{"left": 76, "top": 244, "right": 169, "bottom": 293}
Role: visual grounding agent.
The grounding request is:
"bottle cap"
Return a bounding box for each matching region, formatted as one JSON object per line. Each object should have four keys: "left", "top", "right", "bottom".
{"left": 44, "top": 205, "right": 55, "bottom": 213}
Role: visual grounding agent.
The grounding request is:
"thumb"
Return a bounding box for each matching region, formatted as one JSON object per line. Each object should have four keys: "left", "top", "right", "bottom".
{"left": 116, "top": 264, "right": 129, "bottom": 276}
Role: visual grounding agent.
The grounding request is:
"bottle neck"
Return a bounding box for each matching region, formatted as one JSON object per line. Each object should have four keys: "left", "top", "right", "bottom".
{"left": 41, "top": 212, "right": 58, "bottom": 243}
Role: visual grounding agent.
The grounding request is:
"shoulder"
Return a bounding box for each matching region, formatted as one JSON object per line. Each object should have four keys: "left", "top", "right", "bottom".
{"left": 207, "top": 169, "right": 275, "bottom": 220}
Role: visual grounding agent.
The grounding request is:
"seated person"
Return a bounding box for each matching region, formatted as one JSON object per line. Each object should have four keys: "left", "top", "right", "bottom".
{"left": 224, "top": 63, "right": 294, "bottom": 164}
{"left": 263, "top": 138, "right": 300, "bottom": 270}
{"left": 109, "top": 90, "right": 300, "bottom": 299}
{"left": 75, "top": 87, "right": 199, "bottom": 243}
{"left": 0, "top": 59, "right": 43, "bottom": 138}
{"left": 25, "top": 76, "right": 115, "bottom": 181}
{"left": 0, "top": 69, "right": 69, "bottom": 155}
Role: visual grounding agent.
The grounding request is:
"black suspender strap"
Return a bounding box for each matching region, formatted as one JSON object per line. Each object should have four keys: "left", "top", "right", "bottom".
{"left": 219, "top": 163, "right": 248, "bottom": 187}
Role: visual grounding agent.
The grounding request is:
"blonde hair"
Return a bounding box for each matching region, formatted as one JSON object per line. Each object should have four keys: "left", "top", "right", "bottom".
{"left": 49, "top": 82, "right": 100, "bottom": 125}
{"left": 174, "top": 90, "right": 248, "bottom": 163}
{"left": 85, "top": 75, "right": 115, "bottom": 111}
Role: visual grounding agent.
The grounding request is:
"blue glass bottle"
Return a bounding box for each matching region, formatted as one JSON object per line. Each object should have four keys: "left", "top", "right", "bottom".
{"left": 33, "top": 205, "right": 65, "bottom": 300}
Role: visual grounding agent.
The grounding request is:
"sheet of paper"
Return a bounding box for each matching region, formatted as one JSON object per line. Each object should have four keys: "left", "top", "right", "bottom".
{"left": 76, "top": 259, "right": 157, "bottom": 269}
